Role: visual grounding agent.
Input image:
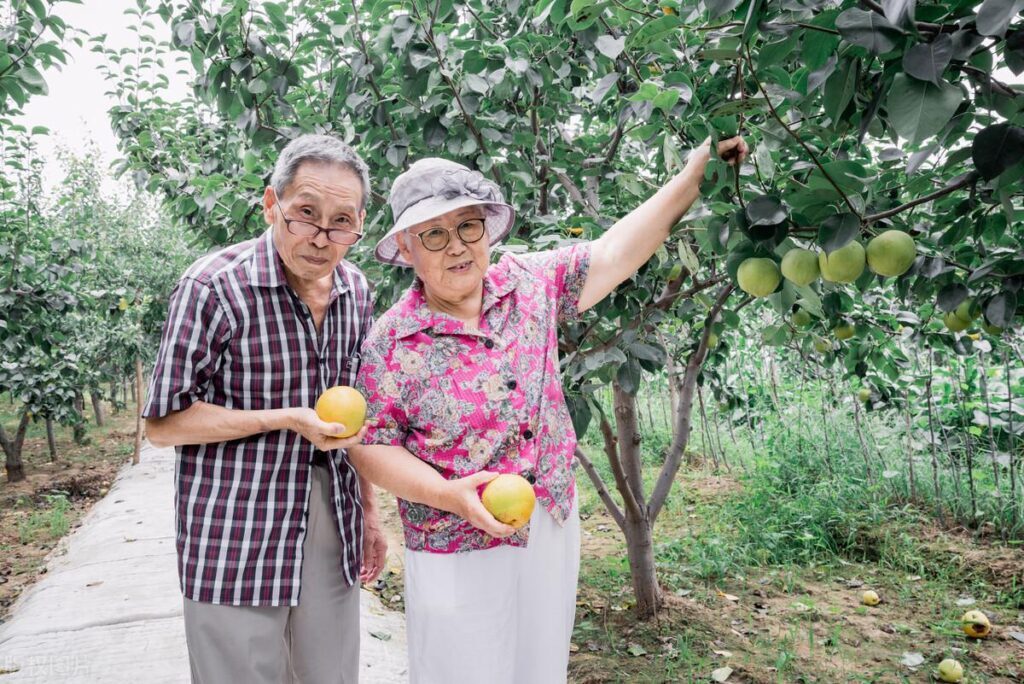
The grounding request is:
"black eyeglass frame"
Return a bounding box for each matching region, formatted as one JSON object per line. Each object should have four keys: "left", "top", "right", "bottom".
{"left": 270, "top": 189, "right": 364, "bottom": 246}
{"left": 408, "top": 218, "right": 487, "bottom": 252}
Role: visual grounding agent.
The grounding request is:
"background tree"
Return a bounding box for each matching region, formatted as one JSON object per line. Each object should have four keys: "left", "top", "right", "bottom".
{"left": 103, "top": 0, "right": 1022, "bottom": 617}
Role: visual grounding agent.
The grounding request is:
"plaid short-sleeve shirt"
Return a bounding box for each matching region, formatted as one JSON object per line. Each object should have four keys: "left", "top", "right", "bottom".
{"left": 144, "top": 229, "right": 372, "bottom": 606}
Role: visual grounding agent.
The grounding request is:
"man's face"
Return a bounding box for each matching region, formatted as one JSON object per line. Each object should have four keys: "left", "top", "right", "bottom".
{"left": 262, "top": 162, "right": 365, "bottom": 284}
{"left": 396, "top": 206, "right": 490, "bottom": 305}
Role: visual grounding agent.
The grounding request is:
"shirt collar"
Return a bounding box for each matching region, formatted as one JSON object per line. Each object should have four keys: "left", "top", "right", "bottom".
{"left": 250, "top": 229, "right": 351, "bottom": 297}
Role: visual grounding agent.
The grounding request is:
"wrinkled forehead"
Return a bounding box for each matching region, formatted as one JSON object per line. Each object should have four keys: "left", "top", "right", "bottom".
{"left": 283, "top": 163, "right": 363, "bottom": 212}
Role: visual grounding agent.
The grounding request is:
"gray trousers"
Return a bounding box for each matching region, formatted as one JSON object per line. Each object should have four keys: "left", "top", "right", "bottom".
{"left": 183, "top": 467, "right": 360, "bottom": 683}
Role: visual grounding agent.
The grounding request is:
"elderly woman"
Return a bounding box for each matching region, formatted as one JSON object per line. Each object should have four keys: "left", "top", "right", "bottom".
{"left": 349, "top": 136, "right": 747, "bottom": 683}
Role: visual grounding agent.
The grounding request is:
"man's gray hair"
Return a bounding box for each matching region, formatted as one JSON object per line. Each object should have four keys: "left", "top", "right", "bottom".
{"left": 270, "top": 134, "right": 371, "bottom": 210}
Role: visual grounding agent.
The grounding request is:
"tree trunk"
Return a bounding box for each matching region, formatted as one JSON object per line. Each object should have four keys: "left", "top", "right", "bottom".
{"left": 110, "top": 380, "right": 120, "bottom": 413}
{"left": 610, "top": 383, "right": 662, "bottom": 618}
{"left": 905, "top": 399, "right": 916, "bottom": 502}
{"left": 624, "top": 507, "right": 662, "bottom": 618}
{"left": 90, "top": 391, "right": 105, "bottom": 427}
{"left": 133, "top": 356, "right": 144, "bottom": 465}
{"left": 613, "top": 384, "right": 645, "bottom": 502}
{"left": 45, "top": 417, "right": 57, "bottom": 461}
{"left": 925, "top": 355, "right": 943, "bottom": 523}
{"left": 1, "top": 413, "right": 30, "bottom": 482}
{"left": 1006, "top": 350, "right": 1018, "bottom": 524}
{"left": 977, "top": 352, "right": 1001, "bottom": 492}
{"left": 72, "top": 392, "right": 88, "bottom": 445}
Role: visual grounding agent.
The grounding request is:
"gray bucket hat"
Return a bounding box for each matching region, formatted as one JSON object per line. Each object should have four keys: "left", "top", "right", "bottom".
{"left": 374, "top": 158, "right": 515, "bottom": 267}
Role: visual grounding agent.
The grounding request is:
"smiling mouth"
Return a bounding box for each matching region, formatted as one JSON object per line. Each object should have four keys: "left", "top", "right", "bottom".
{"left": 448, "top": 261, "right": 473, "bottom": 273}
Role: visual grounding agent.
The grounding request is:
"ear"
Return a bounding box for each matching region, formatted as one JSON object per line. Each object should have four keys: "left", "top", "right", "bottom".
{"left": 262, "top": 187, "right": 277, "bottom": 226}
{"left": 395, "top": 231, "right": 413, "bottom": 264}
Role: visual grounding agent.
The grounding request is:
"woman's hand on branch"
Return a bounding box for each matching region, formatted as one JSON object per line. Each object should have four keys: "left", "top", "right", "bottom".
{"left": 685, "top": 135, "right": 749, "bottom": 177}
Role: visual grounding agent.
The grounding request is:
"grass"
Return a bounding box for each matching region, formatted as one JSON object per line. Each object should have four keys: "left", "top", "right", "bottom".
{"left": 571, "top": 377, "right": 1024, "bottom": 682}
{"left": 16, "top": 494, "right": 70, "bottom": 544}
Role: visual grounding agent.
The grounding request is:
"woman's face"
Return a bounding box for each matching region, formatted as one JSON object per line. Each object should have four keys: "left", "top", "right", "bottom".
{"left": 396, "top": 206, "right": 490, "bottom": 310}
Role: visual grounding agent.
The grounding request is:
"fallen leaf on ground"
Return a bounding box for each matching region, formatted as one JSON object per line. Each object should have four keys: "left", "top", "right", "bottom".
{"left": 711, "top": 666, "right": 733, "bottom": 682}
{"left": 900, "top": 652, "right": 924, "bottom": 668}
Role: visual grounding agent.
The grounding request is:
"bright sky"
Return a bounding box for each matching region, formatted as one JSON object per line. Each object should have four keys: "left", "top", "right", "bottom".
{"left": 13, "top": 0, "right": 189, "bottom": 191}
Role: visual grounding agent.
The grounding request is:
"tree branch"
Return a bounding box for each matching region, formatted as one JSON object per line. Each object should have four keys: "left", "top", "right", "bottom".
{"left": 412, "top": 1, "right": 503, "bottom": 185}
{"left": 613, "top": 382, "right": 647, "bottom": 509}
{"left": 952, "top": 64, "right": 1020, "bottom": 99}
{"left": 865, "top": 171, "right": 980, "bottom": 224}
{"left": 598, "top": 409, "right": 644, "bottom": 520}
{"left": 743, "top": 45, "right": 862, "bottom": 219}
{"left": 649, "top": 283, "right": 735, "bottom": 520}
{"left": 575, "top": 447, "right": 626, "bottom": 531}
{"left": 464, "top": 4, "right": 501, "bottom": 40}
{"left": 350, "top": 0, "right": 404, "bottom": 157}
{"left": 577, "top": 274, "right": 726, "bottom": 359}
{"left": 554, "top": 169, "right": 601, "bottom": 218}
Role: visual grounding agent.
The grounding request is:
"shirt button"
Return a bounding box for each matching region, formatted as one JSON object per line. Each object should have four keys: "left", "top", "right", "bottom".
{"left": 523, "top": 429, "right": 534, "bottom": 440}
{"left": 484, "top": 339, "right": 495, "bottom": 349}
{"left": 506, "top": 379, "right": 517, "bottom": 390}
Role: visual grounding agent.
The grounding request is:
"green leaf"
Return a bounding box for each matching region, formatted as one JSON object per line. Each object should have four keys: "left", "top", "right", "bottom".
{"left": 616, "top": 358, "right": 641, "bottom": 395}
{"left": 972, "top": 123, "right": 1024, "bottom": 180}
{"left": 936, "top": 283, "right": 967, "bottom": 312}
{"left": 17, "top": 66, "right": 47, "bottom": 94}
{"left": 465, "top": 73, "right": 490, "bottom": 94}
{"left": 835, "top": 8, "right": 904, "bottom": 54}
{"left": 594, "top": 34, "right": 625, "bottom": 59}
{"left": 590, "top": 72, "right": 619, "bottom": 103}
{"left": 976, "top": 0, "right": 1024, "bottom": 38}
{"left": 882, "top": 0, "right": 916, "bottom": 29}
{"left": 677, "top": 240, "right": 699, "bottom": 274}
{"left": 628, "top": 342, "right": 666, "bottom": 364}
{"left": 745, "top": 195, "right": 787, "bottom": 227}
{"left": 706, "top": 0, "right": 743, "bottom": 19}
{"left": 27, "top": 0, "right": 46, "bottom": 19}
{"left": 902, "top": 35, "right": 953, "bottom": 86}
{"left": 823, "top": 57, "right": 857, "bottom": 123}
{"left": 628, "top": 82, "right": 659, "bottom": 102}
{"left": 626, "top": 15, "right": 680, "bottom": 49}
{"left": 886, "top": 74, "right": 963, "bottom": 145}
{"left": 984, "top": 291, "right": 1016, "bottom": 327}
{"left": 817, "top": 213, "right": 861, "bottom": 253}
{"left": 742, "top": 0, "right": 763, "bottom": 44}
{"left": 567, "top": 393, "right": 592, "bottom": 436}
{"left": 652, "top": 89, "right": 680, "bottom": 112}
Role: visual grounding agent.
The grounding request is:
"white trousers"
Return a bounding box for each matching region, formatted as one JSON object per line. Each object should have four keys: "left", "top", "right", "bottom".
{"left": 404, "top": 497, "right": 581, "bottom": 684}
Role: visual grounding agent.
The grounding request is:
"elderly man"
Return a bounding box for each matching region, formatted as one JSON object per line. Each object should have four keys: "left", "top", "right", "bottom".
{"left": 144, "top": 134, "right": 386, "bottom": 683}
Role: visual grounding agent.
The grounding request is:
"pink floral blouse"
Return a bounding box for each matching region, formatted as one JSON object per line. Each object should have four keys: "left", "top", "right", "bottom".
{"left": 356, "top": 244, "right": 592, "bottom": 553}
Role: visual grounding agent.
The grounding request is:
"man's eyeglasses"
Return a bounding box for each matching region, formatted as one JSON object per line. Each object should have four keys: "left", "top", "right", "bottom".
{"left": 409, "top": 218, "right": 486, "bottom": 252}
{"left": 272, "top": 190, "right": 363, "bottom": 246}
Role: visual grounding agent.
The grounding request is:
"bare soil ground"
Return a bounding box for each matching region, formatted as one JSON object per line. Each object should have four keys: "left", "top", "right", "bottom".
{"left": 0, "top": 410, "right": 135, "bottom": 623}
{"left": 569, "top": 472, "right": 1024, "bottom": 683}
